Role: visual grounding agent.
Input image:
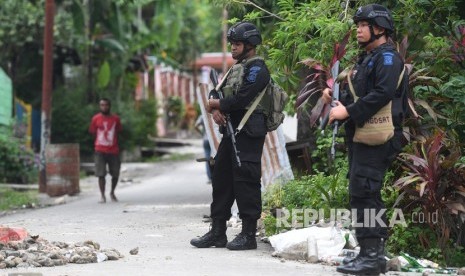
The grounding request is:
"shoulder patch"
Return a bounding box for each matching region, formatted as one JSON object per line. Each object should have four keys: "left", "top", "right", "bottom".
{"left": 246, "top": 66, "right": 261, "bottom": 83}
{"left": 382, "top": 52, "right": 394, "bottom": 66}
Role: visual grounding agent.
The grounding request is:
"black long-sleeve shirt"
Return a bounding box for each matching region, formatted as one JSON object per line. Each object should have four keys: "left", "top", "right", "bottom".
{"left": 346, "top": 43, "right": 404, "bottom": 128}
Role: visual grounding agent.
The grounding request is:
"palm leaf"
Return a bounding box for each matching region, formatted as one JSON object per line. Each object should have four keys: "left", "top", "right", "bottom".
{"left": 419, "top": 181, "right": 429, "bottom": 197}
{"left": 415, "top": 99, "right": 438, "bottom": 122}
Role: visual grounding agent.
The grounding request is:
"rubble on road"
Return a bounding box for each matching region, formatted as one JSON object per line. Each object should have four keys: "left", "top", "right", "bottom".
{"left": 0, "top": 235, "right": 124, "bottom": 269}
{"left": 129, "top": 247, "right": 139, "bottom": 255}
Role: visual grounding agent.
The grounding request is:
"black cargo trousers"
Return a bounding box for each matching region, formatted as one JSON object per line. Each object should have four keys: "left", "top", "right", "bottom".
{"left": 210, "top": 128, "right": 266, "bottom": 221}
{"left": 347, "top": 131, "right": 403, "bottom": 239}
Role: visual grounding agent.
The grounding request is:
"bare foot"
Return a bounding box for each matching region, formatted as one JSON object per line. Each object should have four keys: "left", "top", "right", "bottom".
{"left": 110, "top": 193, "right": 118, "bottom": 202}
{"left": 99, "top": 196, "right": 106, "bottom": 204}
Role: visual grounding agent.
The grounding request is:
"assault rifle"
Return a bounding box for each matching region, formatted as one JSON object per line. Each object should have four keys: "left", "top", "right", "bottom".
{"left": 320, "top": 60, "right": 341, "bottom": 160}
{"left": 210, "top": 69, "right": 241, "bottom": 167}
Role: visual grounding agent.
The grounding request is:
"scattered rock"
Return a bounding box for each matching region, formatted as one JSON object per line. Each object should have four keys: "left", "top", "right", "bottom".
{"left": 103, "top": 249, "right": 121, "bottom": 261}
{"left": 129, "top": 247, "right": 139, "bottom": 255}
{"left": 5, "top": 258, "right": 16, "bottom": 268}
{"left": 51, "top": 241, "right": 68, "bottom": 249}
{"left": 47, "top": 251, "right": 61, "bottom": 260}
{"left": 4, "top": 250, "right": 21, "bottom": 258}
{"left": 0, "top": 235, "right": 123, "bottom": 269}
{"left": 70, "top": 254, "right": 96, "bottom": 264}
{"left": 458, "top": 267, "right": 465, "bottom": 275}
{"left": 28, "top": 260, "right": 41, "bottom": 267}
{"left": 36, "top": 256, "right": 54, "bottom": 267}
{"left": 260, "top": 237, "right": 270, "bottom": 244}
{"left": 387, "top": 256, "right": 402, "bottom": 272}
{"left": 16, "top": 262, "right": 30, "bottom": 268}
{"left": 13, "top": 257, "right": 23, "bottom": 265}
{"left": 83, "top": 240, "right": 100, "bottom": 250}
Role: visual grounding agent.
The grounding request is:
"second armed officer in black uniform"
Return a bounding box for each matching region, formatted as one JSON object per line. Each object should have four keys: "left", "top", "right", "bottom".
{"left": 190, "top": 22, "right": 270, "bottom": 251}
{"left": 323, "top": 4, "right": 408, "bottom": 275}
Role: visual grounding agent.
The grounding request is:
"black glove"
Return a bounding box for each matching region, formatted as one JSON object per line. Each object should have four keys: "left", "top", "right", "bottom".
{"left": 208, "top": 89, "right": 219, "bottom": 99}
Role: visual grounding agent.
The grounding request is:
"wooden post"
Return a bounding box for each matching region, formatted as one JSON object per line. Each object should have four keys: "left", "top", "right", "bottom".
{"left": 39, "top": 0, "right": 55, "bottom": 193}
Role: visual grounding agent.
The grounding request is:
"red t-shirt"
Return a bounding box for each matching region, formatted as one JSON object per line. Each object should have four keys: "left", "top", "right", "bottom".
{"left": 89, "top": 113, "right": 122, "bottom": 154}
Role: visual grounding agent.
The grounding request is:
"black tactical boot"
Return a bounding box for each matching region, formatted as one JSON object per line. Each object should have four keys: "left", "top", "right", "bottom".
{"left": 190, "top": 219, "right": 227, "bottom": 248}
{"left": 342, "top": 238, "right": 387, "bottom": 273}
{"left": 337, "top": 238, "right": 381, "bottom": 275}
{"left": 226, "top": 219, "right": 257, "bottom": 250}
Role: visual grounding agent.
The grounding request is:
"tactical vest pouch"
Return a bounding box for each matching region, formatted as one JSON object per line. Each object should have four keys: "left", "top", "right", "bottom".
{"left": 222, "top": 86, "right": 233, "bottom": 97}
{"left": 353, "top": 102, "right": 394, "bottom": 146}
{"left": 348, "top": 65, "right": 405, "bottom": 146}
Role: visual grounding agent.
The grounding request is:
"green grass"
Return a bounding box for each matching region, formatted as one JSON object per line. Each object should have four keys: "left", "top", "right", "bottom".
{"left": 0, "top": 188, "right": 38, "bottom": 211}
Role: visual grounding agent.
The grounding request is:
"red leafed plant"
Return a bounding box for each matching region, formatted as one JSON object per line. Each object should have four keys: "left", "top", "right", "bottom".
{"left": 394, "top": 130, "right": 465, "bottom": 249}
{"left": 295, "top": 31, "right": 351, "bottom": 127}
{"left": 451, "top": 25, "right": 465, "bottom": 68}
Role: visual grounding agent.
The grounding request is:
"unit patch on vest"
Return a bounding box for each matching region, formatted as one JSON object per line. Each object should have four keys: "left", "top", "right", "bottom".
{"left": 246, "top": 66, "right": 261, "bottom": 83}
{"left": 382, "top": 52, "right": 394, "bottom": 66}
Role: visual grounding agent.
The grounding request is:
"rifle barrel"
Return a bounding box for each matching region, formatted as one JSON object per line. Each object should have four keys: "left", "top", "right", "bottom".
{"left": 329, "top": 60, "right": 340, "bottom": 160}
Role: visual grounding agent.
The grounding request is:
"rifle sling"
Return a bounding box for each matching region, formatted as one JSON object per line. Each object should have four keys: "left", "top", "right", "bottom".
{"left": 235, "top": 85, "right": 267, "bottom": 135}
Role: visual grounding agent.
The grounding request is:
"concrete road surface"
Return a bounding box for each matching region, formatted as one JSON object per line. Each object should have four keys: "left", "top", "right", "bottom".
{"left": 1, "top": 157, "right": 421, "bottom": 276}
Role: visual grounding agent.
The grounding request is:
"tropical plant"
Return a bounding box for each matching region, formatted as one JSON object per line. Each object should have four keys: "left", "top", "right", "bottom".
{"left": 280, "top": 165, "right": 349, "bottom": 215}
{"left": 0, "top": 131, "right": 38, "bottom": 184}
{"left": 310, "top": 128, "right": 345, "bottom": 174}
{"left": 295, "top": 31, "right": 351, "bottom": 128}
{"left": 394, "top": 130, "right": 465, "bottom": 251}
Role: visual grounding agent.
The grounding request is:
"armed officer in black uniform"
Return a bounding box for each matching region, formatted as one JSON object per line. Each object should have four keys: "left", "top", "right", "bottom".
{"left": 323, "top": 4, "right": 408, "bottom": 275}
{"left": 190, "top": 22, "right": 270, "bottom": 251}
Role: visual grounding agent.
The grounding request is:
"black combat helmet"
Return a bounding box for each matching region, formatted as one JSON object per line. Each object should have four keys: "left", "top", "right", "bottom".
{"left": 353, "top": 4, "right": 394, "bottom": 34}
{"left": 227, "top": 22, "right": 262, "bottom": 46}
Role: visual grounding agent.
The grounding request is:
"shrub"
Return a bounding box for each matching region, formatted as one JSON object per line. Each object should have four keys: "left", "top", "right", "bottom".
{"left": 393, "top": 130, "right": 465, "bottom": 265}
{"left": 262, "top": 161, "right": 349, "bottom": 235}
{"left": 115, "top": 99, "right": 158, "bottom": 150}
{"left": 51, "top": 87, "right": 95, "bottom": 156}
{"left": 0, "top": 132, "right": 37, "bottom": 184}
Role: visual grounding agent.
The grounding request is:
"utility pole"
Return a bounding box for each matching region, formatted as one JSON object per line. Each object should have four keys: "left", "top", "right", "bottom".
{"left": 222, "top": 7, "right": 228, "bottom": 74}
{"left": 87, "top": 0, "right": 94, "bottom": 103}
{"left": 39, "top": 0, "right": 55, "bottom": 193}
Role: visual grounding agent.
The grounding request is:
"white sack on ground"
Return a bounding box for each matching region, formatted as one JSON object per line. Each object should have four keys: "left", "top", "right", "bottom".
{"left": 269, "top": 226, "right": 346, "bottom": 262}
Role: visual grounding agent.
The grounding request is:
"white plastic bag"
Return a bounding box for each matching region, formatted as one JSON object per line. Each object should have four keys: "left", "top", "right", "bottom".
{"left": 269, "top": 226, "right": 346, "bottom": 262}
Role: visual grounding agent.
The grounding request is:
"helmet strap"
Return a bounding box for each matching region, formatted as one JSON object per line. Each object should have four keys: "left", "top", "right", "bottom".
{"left": 359, "top": 25, "right": 384, "bottom": 47}
{"left": 237, "top": 43, "right": 255, "bottom": 62}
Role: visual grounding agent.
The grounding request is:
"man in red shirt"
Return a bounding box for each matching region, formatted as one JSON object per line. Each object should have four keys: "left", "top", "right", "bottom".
{"left": 89, "top": 98, "right": 122, "bottom": 203}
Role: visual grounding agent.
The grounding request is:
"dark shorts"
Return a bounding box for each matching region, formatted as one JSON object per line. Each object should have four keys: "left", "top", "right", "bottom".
{"left": 94, "top": 152, "right": 121, "bottom": 178}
